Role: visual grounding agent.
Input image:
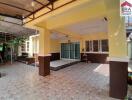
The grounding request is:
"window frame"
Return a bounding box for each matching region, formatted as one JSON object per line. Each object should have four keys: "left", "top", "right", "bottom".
{"left": 101, "top": 39, "right": 109, "bottom": 52}
{"left": 93, "top": 40, "right": 99, "bottom": 52}
{"left": 85, "top": 39, "right": 109, "bottom": 53}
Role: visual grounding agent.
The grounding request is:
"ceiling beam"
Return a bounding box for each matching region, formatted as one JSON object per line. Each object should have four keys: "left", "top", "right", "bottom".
{"left": 34, "top": 0, "right": 52, "bottom": 10}
{"left": 34, "top": 0, "right": 45, "bottom": 6}
{"left": 24, "top": 0, "right": 77, "bottom": 24}
{"left": 0, "top": 1, "right": 32, "bottom": 13}
{"left": 48, "top": 0, "right": 56, "bottom": 3}
{"left": 24, "top": 0, "right": 58, "bottom": 19}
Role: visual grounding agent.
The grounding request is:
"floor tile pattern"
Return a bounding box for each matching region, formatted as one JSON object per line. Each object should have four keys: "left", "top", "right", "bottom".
{"left": 0, "top": 62, "right": 127, "bottom": 100}
{"left": 50, "top": 59, "right": 79, "bottom": 67}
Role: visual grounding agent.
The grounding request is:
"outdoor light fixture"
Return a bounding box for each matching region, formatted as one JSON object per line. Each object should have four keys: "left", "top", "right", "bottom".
{"left": 104, "top": 17, "right": 108, "bottom": 21}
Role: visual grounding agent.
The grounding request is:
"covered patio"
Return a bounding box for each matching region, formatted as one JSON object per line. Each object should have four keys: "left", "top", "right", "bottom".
{"left": 0, "top": 62, "right": 118, "bottom": 100}
{"left": 0, "top": 0, "right": 131, "bottom": 99}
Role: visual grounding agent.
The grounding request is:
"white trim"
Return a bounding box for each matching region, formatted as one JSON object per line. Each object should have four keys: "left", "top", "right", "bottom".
{"left": 30, "top": 34, "right": 39, "bottom": 38}
{"left": 25, "top": 41, "right": 29, "bottom": 53}
{"left": 51, "top": 52, "right": 60, "bottom": 53}
{"left": 107, "top": 57, "right": 130, "bottom": 62}
{"left": 100, "top": 40, "right": 102, "bottom": 52}
{"left": 98, "top": 40, "right": 100, "bottom": 52}
{"left": 87, "top": 40, "right": 93, "bottom": 52}
{"left": 91, "top": 40, "right": 93, "bottom": 52}
{"left": 84, "top": 52, "right": 109, "bottom": 54}
{"left": 39, "top": 54, "right": 51, "bottom": 57}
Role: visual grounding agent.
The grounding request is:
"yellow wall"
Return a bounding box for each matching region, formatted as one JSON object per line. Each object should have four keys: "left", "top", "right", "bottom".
{"left": 25, "top": 0, "right": 128, "bottom": 58}
{"left": 105, "top": 0, "right": 127, "bottom": 57}
{"left": 30, "top": 32, "right": 108, "bottom": 54}
{"left": 50, "top": 39, "right": 60, "bottom": 53}
{"left": 83, "top": 32, "right": 108, "bottom": 40}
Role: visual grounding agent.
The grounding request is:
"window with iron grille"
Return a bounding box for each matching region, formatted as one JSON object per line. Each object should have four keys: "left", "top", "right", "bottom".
{"left": 85, "top": 39, "right": 109, "bottom": 52}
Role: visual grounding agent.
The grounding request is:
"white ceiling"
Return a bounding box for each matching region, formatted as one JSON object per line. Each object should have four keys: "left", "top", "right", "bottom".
{"left": 63, "top": 18, "right": 108, "bottom": 35}
{"left": 50, "top": 32, "right": 66, "bottom": 40}
{"left": 0, "top": 16, "right": 37, "bottom": 36}
{"left": 51, "top": 18, "right": 108, "bottom": 39}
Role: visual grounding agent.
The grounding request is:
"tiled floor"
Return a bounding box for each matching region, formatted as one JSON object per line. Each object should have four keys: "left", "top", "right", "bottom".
{"left": 0, "top": 62, "right": 129, "bottom": 100}
{"left": 50, "top": 59, "right": 79, "bottom": 68}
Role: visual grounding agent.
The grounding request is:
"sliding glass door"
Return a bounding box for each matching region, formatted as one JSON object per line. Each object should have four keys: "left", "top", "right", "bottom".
{"left": 75, "top": 43, "right": 80, "bottom": 59}
{"left": 61, "top": 43, "right": 70, "bottom": 59}
{"left": 70, "top": 43, "right": 75, "bottom": 59}
{"left": 61, "top": 42, "right": 80, "bottom": 59}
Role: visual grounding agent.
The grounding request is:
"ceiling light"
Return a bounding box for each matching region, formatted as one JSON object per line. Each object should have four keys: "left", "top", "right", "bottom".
{"left": 22, "top": 15, "right": 25, "bottom": 19}
{"left": 31, "top": 0, "right": 35, "bottom": 7}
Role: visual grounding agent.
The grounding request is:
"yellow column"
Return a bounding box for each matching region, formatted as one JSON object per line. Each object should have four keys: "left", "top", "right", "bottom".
{"left": 108, "top": 11, "right": 127, "bottom": 58}
{"left": 39, "top": 27, "right": 51, "bottom": 56}
{"left": 106, "top": 0, "right": 129, "bottom": 99}
{"left": 24, "top": 25, "right": 51, "bottom": 76}
{"left": 38, "top": 27, "right": 51, "bottom": 76}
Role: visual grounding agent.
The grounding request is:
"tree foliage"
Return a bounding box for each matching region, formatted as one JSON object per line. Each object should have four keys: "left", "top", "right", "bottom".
{"left": 8, "top": 36, "right": 27, "bottom": 46}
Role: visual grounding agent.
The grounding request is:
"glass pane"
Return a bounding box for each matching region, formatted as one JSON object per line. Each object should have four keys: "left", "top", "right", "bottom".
{"left": 70, "top": 43, "right": 75, "bottom": 59}
{"left": 101, "top": 40, "right": 109, "bottom": 52}
{"left": 61, "top": 43, "right": 70, "bottom": 59}
{"left": 89, "top": 41, "right": 93, "bottom": 51}
{"left": 70, "top": 51, "right": 74, "bottom": 59}
{"left": 93, "top": 40, "right": 99, "bottom": 52}
{"left": 61, "top": 43, "right": 80, "bottom": 59}
{"left": 75, "top": 43, "right": 80, "bottom": 59}
{"left": 85, "top": 41, "right": 89, "bottom": 52}
{"left": 64, "top": 51, "right": 69, "bottom": 58}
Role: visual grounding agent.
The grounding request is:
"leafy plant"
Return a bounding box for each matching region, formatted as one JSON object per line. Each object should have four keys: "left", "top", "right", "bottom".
{"left": 8, "top": 36, "right": 27, "bottom": 46}
{"left": 7, "top": 36, "right": 28, "bottom": 57}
